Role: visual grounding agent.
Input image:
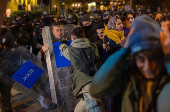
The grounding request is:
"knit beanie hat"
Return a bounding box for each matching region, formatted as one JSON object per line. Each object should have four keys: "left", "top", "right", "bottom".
{"left": 95, "top": 22, "right": 105, "bottom": 30}
{"left": 129, "top": 15, "right": 162, "bottom": 54}
{"left": 107, "top": 16, "right": 117, "bottom": 30}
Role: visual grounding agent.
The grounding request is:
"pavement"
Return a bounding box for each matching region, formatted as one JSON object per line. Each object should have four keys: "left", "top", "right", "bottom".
{"left": 0, "top": 88, "right": 58, "bottom": 112}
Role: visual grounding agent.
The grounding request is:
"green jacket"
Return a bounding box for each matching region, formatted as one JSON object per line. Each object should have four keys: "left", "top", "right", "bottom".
{"left": 59, "top": 38, "right": 100, "bottom": 97}
{"left": 90, "top": 48, "right": 170, "bottom": 112}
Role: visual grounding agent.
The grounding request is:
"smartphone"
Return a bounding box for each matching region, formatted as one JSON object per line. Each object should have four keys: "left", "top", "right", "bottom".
{"left": 103, "top": 36, "right": 108, "bottom": 44}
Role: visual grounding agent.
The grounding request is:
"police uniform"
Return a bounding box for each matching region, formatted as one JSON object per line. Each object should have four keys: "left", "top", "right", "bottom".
{"left": 32, "top": 11, "right": 51, "bottom": 56}
{"left": 0, "top": 31, "right": 16, "bottom": 50}
{"left": 13, "top": 29, "right": 31, "bottom": 49}
{"left": 22, "top": 12, "right": 33, "bottom": 40}
{"left": 59, "top": 15, "right": 67, "bottom": 25}
{"left": 0, "top": 25, "right": 16, "bottom": 112}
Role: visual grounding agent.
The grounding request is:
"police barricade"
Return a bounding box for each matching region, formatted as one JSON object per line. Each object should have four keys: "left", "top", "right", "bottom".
{"left": 0, "top": 46, "right": 55, "bottom": 109}
{"left": 42, "top": 24, "right": 78, "bottom": 112}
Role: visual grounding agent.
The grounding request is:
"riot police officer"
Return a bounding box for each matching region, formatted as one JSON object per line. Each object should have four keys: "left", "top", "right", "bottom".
{"left": 32, "top": 11, "right": 51, "bottom": 56}
{"left": 78, "top": 11, "right": 86, "bottom": 20}
{"left": 0, "top": 21, "right": 16, "bottom": 112}
{"left": 103, "top": 10, "right": 111, "bottom": 25}
{"left": 146, "top": 9, "right": 151, "bottom": 15}
{"left": 136, "top": 9, "right": 142, "bottom": 16}
{"left": 67, "top": 13, "right": 78, "bottom": 25}
{"left": 10, "top": 20, "right": 31, "bottom": 50}
{"left": 22, "top": 12, "right": 33, "bottom": 38}
{"left": 58, "top": 15, "right": 67, "bottom": 25}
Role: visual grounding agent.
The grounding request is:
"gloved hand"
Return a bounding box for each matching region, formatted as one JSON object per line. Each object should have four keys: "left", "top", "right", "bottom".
{"left": 60, "top": 38, "right": 68, "bottom": 44}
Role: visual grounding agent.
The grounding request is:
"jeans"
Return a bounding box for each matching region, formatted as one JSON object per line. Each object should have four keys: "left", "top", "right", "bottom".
{"left": 83, "top": 93, "right": 103, "bottom": 112}
{"left": 74, "top": 92, "right": 104, "bottom": 112}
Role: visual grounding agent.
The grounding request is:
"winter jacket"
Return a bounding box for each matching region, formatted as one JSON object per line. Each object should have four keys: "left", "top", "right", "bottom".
{"left": 59, "top": 38, "right": 100, "bottom": 97}
{"left": 90, "top": 48, "right": 170, "bottom": 112}
{"left": 119, "top": 27, "right": 130, "bottom": 46}
{"left": 104, "top": 26, "right": 124, "bottom": 45}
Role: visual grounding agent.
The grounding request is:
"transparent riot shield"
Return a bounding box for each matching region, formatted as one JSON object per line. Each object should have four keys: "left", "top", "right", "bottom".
{"left": 0, "top": 46, "right": 56, "bottom": 110}
{"left": 42, "top": 24, "right": 78, "bottom": 112}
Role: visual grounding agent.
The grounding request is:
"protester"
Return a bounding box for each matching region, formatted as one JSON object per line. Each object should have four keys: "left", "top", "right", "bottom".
{"left": 159, "top": 15, "right": 170, "bottom": 29}
{"left": 59, "top": 27, "right": 106, "bottom": 112}
{"left": 104, "top": 16, "right": 124, "bottom": 47}
{"left": 155, "top": 12, "right": 163, "bottom": 23}
{"left": 92, "top": 13, "right": 99, "bottom": 24}
{"left": 111, "top": 5, "right": 117, "bottom": 16}
{"left": 97, "top": 13, "right": 103, "bottom": 23}
{"left": 80, "top": 14, "right": 96, "bottom": 39}
{"left": 121, "top": 12, "right": 134, "bottom": 45}
{"left": 96, "top": 21, "right": 124, "bottom": 112}
{"left": 90, "top": 15, "right": 170, "bottom": 112}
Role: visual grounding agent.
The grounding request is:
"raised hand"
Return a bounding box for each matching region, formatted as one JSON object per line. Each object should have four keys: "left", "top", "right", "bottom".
{"left": 123, "top": 27, "right": 135, "bottom": 50}
{"left": 160, "top": 21, "right": 170, "bottom": 55}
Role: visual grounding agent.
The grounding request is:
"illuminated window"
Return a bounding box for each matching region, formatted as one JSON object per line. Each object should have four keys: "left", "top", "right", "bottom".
{"left": 75, "top": 4, "right": 77, "bottom": 6}
{"left": 78, "top": 4, "right": 80, "bottom": 6}
{"left": 72, "top": 4, "right": 74, "bottom": 6}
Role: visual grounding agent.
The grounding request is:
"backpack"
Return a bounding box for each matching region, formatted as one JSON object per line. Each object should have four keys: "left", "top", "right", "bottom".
{"left": 78, "top": 47, "right": 98, "bottom": 76}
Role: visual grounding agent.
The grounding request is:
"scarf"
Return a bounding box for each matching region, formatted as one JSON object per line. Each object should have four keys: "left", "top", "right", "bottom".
{"left": 104, "top": 26, "right": 125, "bottom": 44}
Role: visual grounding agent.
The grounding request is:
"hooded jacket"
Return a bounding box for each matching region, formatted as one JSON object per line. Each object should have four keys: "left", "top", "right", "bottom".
{"left": 59, "top": 38, "right": 100, "bottom": 97}
{"left": 90, "top": 48, "right": 170, "bottom": 112}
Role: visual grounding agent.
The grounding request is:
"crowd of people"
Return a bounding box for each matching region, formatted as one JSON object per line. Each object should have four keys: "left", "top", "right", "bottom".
{"left": 1, "top": 4, "right": 170, "bottom": 112}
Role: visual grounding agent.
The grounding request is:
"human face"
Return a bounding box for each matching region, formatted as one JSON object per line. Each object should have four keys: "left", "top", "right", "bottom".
{"left": 53, "top": 18, "right": 58, "bottom": 22}
{"left": 52, "top": 26, "right": 64, "bottom": 39}
{"left": 135, "top": 49, "right": 164, "bottom": 79}
{"left": 82, "top": 21, "right": 92, "bottom": 26}
{"left": 116, "top": 19, "right": 124, "bottom": 32}
{"left": 155, "top": 13, "right": 163, "bottom": 22}
{"left": 125, "top": 14, "right": 134, "bottom": 29}
{"left": 96, "top": 28, "right": 104, "bottom": 39}
{"left": 103, "top": 15, "right": 110, "bottom": 20}
{"left": 112, "top": 7, "right": 115, "bottom": 11}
